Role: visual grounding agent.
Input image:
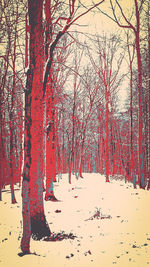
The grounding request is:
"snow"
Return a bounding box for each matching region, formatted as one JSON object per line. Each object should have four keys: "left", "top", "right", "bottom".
{"left": 0, "top": 173, "right": 150, "bottom": 267}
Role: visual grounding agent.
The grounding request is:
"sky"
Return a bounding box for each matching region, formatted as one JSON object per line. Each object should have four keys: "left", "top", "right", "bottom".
{"left": 68, "top": 0, "right": 134, "bottom": 112}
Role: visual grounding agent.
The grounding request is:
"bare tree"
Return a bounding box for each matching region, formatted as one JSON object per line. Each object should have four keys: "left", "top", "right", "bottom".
{"left": 88, "top": 34, "right": 125, "bottom": 182}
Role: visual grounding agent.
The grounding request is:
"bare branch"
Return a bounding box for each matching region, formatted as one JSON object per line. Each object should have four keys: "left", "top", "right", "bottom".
{"left": 110, "top": 0, "right": 136, "bottom": 33}
{"left": 43, "top": 0, "right": 105, "bottom": 96}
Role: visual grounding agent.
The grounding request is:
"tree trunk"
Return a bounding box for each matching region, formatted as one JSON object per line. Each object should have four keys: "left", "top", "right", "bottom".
{"left": 44, "top": 0, "right": 57, "bottom": 199}
{"left": 21, "top": 180, "right": 30, "bottom": 254}
{"left": 45, "top": 85, "right": 57, "bottom": 201}
{"left": 105, "top": 89, "right": 110, "bottom": 182}
{"left": 135, "top": 0, "right": 145, "bottom": 189}
{"left": 21, "top": 0, "right": 50, "bottom": 253}
{"left": 9, "top": 8, "right": 18, "bottom": 204}
{"left": 147, "top": 1, "right": 150, "bottom": 190}
{"left": 130, "top": 60, "right": 136, "bottom": 188}
{"left": 0, "top": 86, "right": 3, "bottom": 201}
{"left": 10, "top": 183, "right": 17, "bottom": 204}
{"left": 9, "top": 109, "right": 17, "bottom": 204}
{"left": 68, "top": 155, "right": 72, "bottom": 184}
{"left": 21, "top": 58, "right": 32, "bottom": 254}
{"left": 29, "top": 0, "right": 50, "bottom": 239}
{"left": 79, "top": 156, "right": 83, "bottom": 178}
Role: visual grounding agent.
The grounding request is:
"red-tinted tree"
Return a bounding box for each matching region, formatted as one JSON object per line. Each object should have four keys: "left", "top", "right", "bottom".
{"left": 109, "top": 0, "right": 146, "bottom": 187}
{"left": 88, "top": 34, "right": 125, "bottom": 182}
{"left": 0, "top": 1, "right": 24, "bottom": 202}
{"left": 21, "top": 0, "right": 105, "bottom": 254}
{"left": 21, "top": 0, "right": 50, "bottom": 254}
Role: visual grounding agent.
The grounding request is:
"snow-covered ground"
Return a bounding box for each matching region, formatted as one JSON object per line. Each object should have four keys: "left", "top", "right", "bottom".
{"left": 0, "top": 173, "right": 150, "bottom": 267}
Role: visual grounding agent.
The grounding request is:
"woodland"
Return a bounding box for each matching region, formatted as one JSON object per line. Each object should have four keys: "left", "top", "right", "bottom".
{"left": 0, "top": 0, "right": 150, "bottom": 263}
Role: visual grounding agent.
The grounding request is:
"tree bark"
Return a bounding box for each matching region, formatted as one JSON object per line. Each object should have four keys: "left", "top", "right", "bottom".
{"left": 29, "top": 0, "right": 50, "bottom": 239}
{"left": 105, "top": 89, "right": 110, "bottom": 182}
{"left": 21, "top": 0, "right": 50, "bottom": 253}
{"left": 21, "top": 59, "right": 32, "bottom": 254}
{"left": 147, "top": 0, "right": 150, "bottom": 189}
{"left": 134, "top": 0, "right": 145, "bottom": 188}
{"left": 45, "top": 82, "right": 57, "bottom": 201}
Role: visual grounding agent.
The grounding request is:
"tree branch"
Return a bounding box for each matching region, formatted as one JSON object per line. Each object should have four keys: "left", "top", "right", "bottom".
{"left": 110, "top": 0, "right": 136, "bottom": 33}
{"left": 43, "top": 0, "right": 105, "bottom": 97}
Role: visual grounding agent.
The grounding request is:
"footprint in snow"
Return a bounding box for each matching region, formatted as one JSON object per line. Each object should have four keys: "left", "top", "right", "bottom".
{"left": 66, "top": 253, "right": 74, "bottom": 259}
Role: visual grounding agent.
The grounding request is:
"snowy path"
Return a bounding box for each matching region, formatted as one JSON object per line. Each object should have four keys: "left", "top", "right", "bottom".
{"left": 0, "top": 173, "right": 150, "bottom": 267}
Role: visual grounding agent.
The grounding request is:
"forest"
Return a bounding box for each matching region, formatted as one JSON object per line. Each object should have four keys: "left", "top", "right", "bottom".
{"left": 0, "top": 0, "right": 150, "bottom": 266}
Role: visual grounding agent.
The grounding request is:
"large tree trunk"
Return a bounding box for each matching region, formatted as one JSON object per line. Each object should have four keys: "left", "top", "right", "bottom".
{"left": 21, "top": 0, "right": 50, "bottom": 253}
{"left": 29, "top": 0, "right": 50, "bottom": 240}
{"left": 147, "top": 1, "right": 150, "bottom": 190}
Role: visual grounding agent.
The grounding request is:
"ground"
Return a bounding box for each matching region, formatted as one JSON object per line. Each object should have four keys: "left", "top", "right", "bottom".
{"left": 0, "top": 173, "right": 150, "bottom": 267}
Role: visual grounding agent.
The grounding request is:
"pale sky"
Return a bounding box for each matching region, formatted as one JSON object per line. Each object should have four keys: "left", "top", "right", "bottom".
{"left": 68, "top": 0, "right": 133, "bottom": 112}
